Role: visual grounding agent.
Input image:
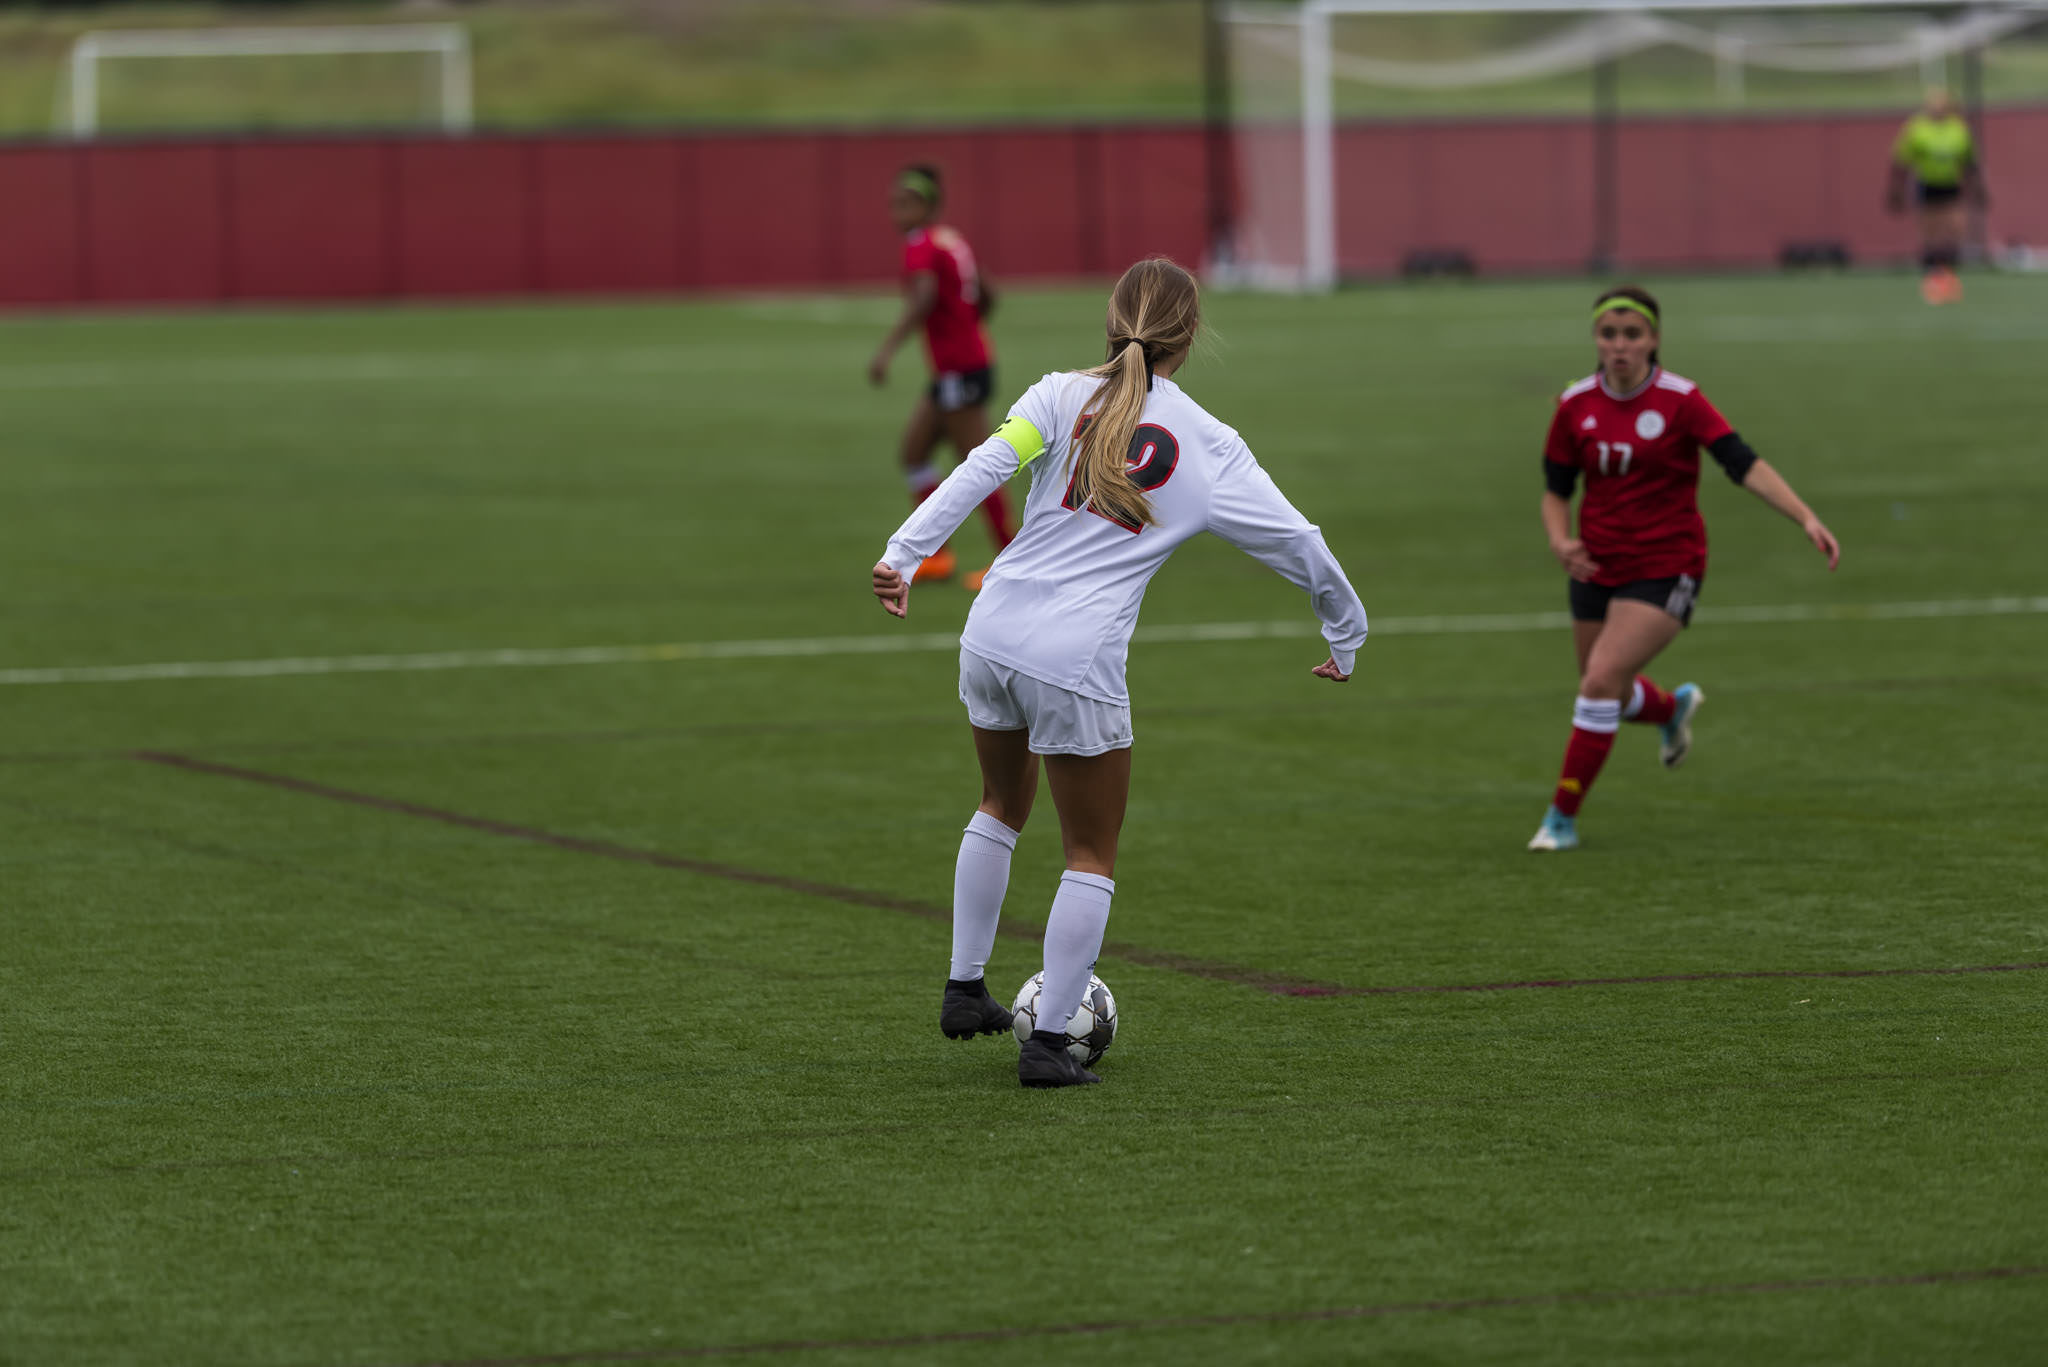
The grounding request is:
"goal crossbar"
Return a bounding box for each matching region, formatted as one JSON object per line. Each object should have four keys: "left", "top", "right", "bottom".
{"left": 66, "top": 24, "right": 472, "bottom": 137}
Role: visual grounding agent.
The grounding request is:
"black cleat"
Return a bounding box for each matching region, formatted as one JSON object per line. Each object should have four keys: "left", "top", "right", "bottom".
{"left": 1018, "top": 1030, "right": 1101, "bottom": 1088}
{"left": 940, "top": 977, "right": 1013, "bottom": 1040}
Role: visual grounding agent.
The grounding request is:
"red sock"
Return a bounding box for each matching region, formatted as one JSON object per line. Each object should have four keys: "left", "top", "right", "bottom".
{"left": 1626, "top": 674, "right": 1676, "bottom": 725}
{"left": 1552, "top": 725, "right": 1616, "bottom": 816}
{"left": 979, "top": 486, "right": 1015, "bottom": 549}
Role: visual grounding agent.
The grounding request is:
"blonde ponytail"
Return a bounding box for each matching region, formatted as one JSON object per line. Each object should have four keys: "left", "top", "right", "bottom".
{"left": 1073, "top": 340, "right": 1156, "bottom": 528}
{"left": 1070, "top": 258, "right": 1201, "bottom": 531}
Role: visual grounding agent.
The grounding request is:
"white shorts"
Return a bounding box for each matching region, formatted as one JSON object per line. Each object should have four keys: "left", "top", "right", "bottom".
{"left": 958, "top": 648, "right": 1132, "bottom": 757}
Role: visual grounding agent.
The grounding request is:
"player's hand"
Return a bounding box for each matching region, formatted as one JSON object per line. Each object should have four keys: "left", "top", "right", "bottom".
{"left": 1804, "top": 517, "right": 1841, "bottom": 571}
{"left": 1310, "top": 657, "right": 1350, "bottom": 683}
{"left": 866, "top": 352, "right": 889, "bottom": 387}
{"left": 1552, "top": 538, "right": 1600, "bottom": 581}
{"left": 872, "top": 561, "right": 909, "bottom": 618}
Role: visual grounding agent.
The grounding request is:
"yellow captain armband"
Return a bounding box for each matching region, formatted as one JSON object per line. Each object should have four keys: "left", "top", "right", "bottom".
{"left": 993, "top": 413, "right": 1046, "bottom": 466}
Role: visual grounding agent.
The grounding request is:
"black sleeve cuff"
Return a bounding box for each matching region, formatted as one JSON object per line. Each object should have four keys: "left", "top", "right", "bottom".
{"left": 1708, "top": 432, "right": 1759, "bottom": 484}
{"left": 1543, "top": 459, "right": 1579, "bottom": 498}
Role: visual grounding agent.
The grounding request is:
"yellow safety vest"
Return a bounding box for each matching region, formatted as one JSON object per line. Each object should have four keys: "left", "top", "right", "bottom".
{"left": 1894, "top": 114, "right": 1973, "bottom": 187}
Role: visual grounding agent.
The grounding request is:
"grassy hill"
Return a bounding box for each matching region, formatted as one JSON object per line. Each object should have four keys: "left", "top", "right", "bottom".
{"left": 3, "top": 0, "right": 2046, "bottom": 138}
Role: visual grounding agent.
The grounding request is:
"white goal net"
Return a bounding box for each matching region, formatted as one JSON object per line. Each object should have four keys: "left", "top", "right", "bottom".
{"left": 62, "top": 25, "right": 472, "bottom": 138}
{"left": 1215, "top": 0, "right": 2048, "bottom": 287}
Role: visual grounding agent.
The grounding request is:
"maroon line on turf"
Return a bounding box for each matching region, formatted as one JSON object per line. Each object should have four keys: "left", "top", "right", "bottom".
{"left": 1, "top": 793, "right": 877, "bottom": 986}
{"left": 367, "top": 1266, "right": 2046, "bottom": 1366}
{"left": 127, "top": 751, "right": 1330, "bottom": 994}
{"left": 131, "top": 751, "right": 2048, "bottom": 1001}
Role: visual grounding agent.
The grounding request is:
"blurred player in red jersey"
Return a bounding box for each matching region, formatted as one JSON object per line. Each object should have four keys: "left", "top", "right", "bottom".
{"left": 1528, "top": 285, "right": 1841, "bottom": 852}
{"left": 867, "top": 164, "right": 1014, "bottom": 591}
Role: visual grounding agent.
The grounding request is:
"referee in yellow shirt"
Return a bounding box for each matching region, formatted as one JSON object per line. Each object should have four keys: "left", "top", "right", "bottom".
{"left": 1886, "top": 89, "right": 1985, "bottom": 304}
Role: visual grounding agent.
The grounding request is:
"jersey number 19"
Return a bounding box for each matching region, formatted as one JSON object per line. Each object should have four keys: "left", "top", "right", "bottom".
{"left": 1062, "top": 421, "right": 1181, "bottom": 533}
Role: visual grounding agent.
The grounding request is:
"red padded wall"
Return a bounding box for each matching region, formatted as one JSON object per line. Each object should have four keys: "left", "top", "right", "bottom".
{"left": 394, "top": 138, "right": 533, "bottom": 296}
{"left": 535, "top": 137, "right": 683, "bottom": 293}
{"left": 1, "top": 109, "right": 2040, "bottom": 310}
{"left": 976, "top": 130, "right": 1095, "bottom": 278}
{"left": 1097, "top": 128, "right": 1208, "bottom": 271}
{"left": 227, "top": 141, "right": 391, "bottom": 300}
{"left": 0, "top": 147, "right": 83, "bottom": 304}
{"left": 1982, "top": 109, "right": 2048, "bottom": 251}
{"left": 81, "top": 143, "right": 228, "bottom": 302}
{"left": 1614, "top": 118, "right": 1714, "bottom": 268}
{"left": 1618, "top": 112, "right": 1932, "bottom": 272}
{"left": 692, "top": 135, "right": 834, "bottom": 288}
{"left": 1337, "top": 119, "right": 1594, "bottom": 275}
{"left": 1808, "top": 116, "right": 1898, "bottom": 266}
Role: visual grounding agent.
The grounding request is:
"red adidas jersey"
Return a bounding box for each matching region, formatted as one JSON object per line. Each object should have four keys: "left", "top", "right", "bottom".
{"left": 1543, "top": 367, "right": 1734, "bottom": 586}
{"left": 903, "top": 225, "right": 992, "bottom": 375}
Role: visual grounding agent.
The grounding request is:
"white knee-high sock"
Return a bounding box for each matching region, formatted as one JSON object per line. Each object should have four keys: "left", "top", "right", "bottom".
{"left": 949, "top": 811, "right": 1018, "bottom": 982}
{"left": 1038, "top": 870, "right": 1114, "bottom": 1034}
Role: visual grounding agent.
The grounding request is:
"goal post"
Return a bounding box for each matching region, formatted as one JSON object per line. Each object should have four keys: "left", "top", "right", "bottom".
{"left": 65, "top": 24, "right": 472, "bottom": 138}
{"left": 1218, "top": 0, "right": 2048, "bottom": 289}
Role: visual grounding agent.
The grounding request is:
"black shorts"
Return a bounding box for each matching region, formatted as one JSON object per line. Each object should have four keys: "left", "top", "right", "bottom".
{"left": 929, "top": 367, "right": 994, "bottom": 413}
{"left": 1916, "top": 182, "right": 1963, "bottom": 207}
{"left": 1569, "top": 574, "right": 1701, "bottom": 627}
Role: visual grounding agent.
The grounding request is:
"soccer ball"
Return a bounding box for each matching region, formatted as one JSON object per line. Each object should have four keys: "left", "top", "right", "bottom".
{"left": 1011, "top": 970, "right": 1117, "bottom": 1066}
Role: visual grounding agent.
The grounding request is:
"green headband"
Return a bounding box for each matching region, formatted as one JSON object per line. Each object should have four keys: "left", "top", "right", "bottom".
{"left": 1593, "top": 298, "right": 1658, "bottom": 330}
{"left": 897, "top": 170, "right": 939, "bottom": 203}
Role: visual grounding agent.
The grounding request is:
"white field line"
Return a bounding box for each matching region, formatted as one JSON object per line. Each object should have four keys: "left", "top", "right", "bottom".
{"left": 3, "top": 596, "right": 2044, "bottom": 688}
{"left": 0, "top": 347, "right": 752, "bottom": 392}
{"left": 5, "top": 317, "right": 2048, "bottom": 391}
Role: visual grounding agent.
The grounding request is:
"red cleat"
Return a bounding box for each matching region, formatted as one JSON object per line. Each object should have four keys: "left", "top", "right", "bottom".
{"left": 913, "top": 547, "right": 957, "bottom": 583}
{"left": 1921, "top": 268, "right": 1961, "bottom": 306}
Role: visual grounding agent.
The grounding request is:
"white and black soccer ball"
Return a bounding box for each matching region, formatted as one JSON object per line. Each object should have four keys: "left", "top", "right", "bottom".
{"left": 1011, "top": 971, "right": 1117, "bottom": 1067}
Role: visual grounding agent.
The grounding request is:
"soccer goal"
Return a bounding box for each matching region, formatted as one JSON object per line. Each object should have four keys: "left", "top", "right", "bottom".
{"left": 1214, "top": 0, "right": 2048, "bottom": 287}
{"left": 63, "top": 24, "right": 472, "bottom": 138}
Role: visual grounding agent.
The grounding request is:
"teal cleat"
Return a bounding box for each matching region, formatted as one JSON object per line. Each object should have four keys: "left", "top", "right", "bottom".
{"left": 1661, "top": 683, "right": 1705, "bottom": 769}
{"left": 1526, "top": 804, "right": 1579, "bottom": 851}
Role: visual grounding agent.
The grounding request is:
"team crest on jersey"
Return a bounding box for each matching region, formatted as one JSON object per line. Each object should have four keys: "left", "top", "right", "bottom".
{"left": 1581, "top": 415, "right": 1597, "bottom": 430}
{"left": 1635, "top": 410, "right": 1667, "bottom": 440}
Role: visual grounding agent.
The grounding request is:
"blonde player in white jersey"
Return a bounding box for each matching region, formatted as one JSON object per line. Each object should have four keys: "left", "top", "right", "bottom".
{"left": 870, "top": 258, "right": 1369, "bottom": 1088}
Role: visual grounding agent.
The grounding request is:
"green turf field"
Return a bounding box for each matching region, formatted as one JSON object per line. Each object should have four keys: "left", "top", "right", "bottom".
{"left": 3, "top": 274, "right": 2044, "bottom": 1365}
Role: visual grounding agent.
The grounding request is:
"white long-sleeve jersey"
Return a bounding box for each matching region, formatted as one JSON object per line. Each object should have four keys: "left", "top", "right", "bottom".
{"left": 880, "top": 370, "right": 1368, "bottom": 706}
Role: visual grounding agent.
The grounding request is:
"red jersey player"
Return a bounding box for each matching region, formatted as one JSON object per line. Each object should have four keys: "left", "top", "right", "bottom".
{"left": 1529, "top": 285, "right": 1841, "bottom": 852}
{"left": 867, "top": 164, "right": 1014, "bottom": 591}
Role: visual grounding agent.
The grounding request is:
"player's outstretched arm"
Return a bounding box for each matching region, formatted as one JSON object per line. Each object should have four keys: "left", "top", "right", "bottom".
{"left": 1740, "top": 459, "right": 1841, "bottom": 570}
{"left": 868, "top": 273, "right": 938, "bottom": 386}
{"left": 1207, "top": 444, "right": 1368, "bottom": 683}
{"left": 873, "top": 429, "right": 1027, "bottom": 610}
